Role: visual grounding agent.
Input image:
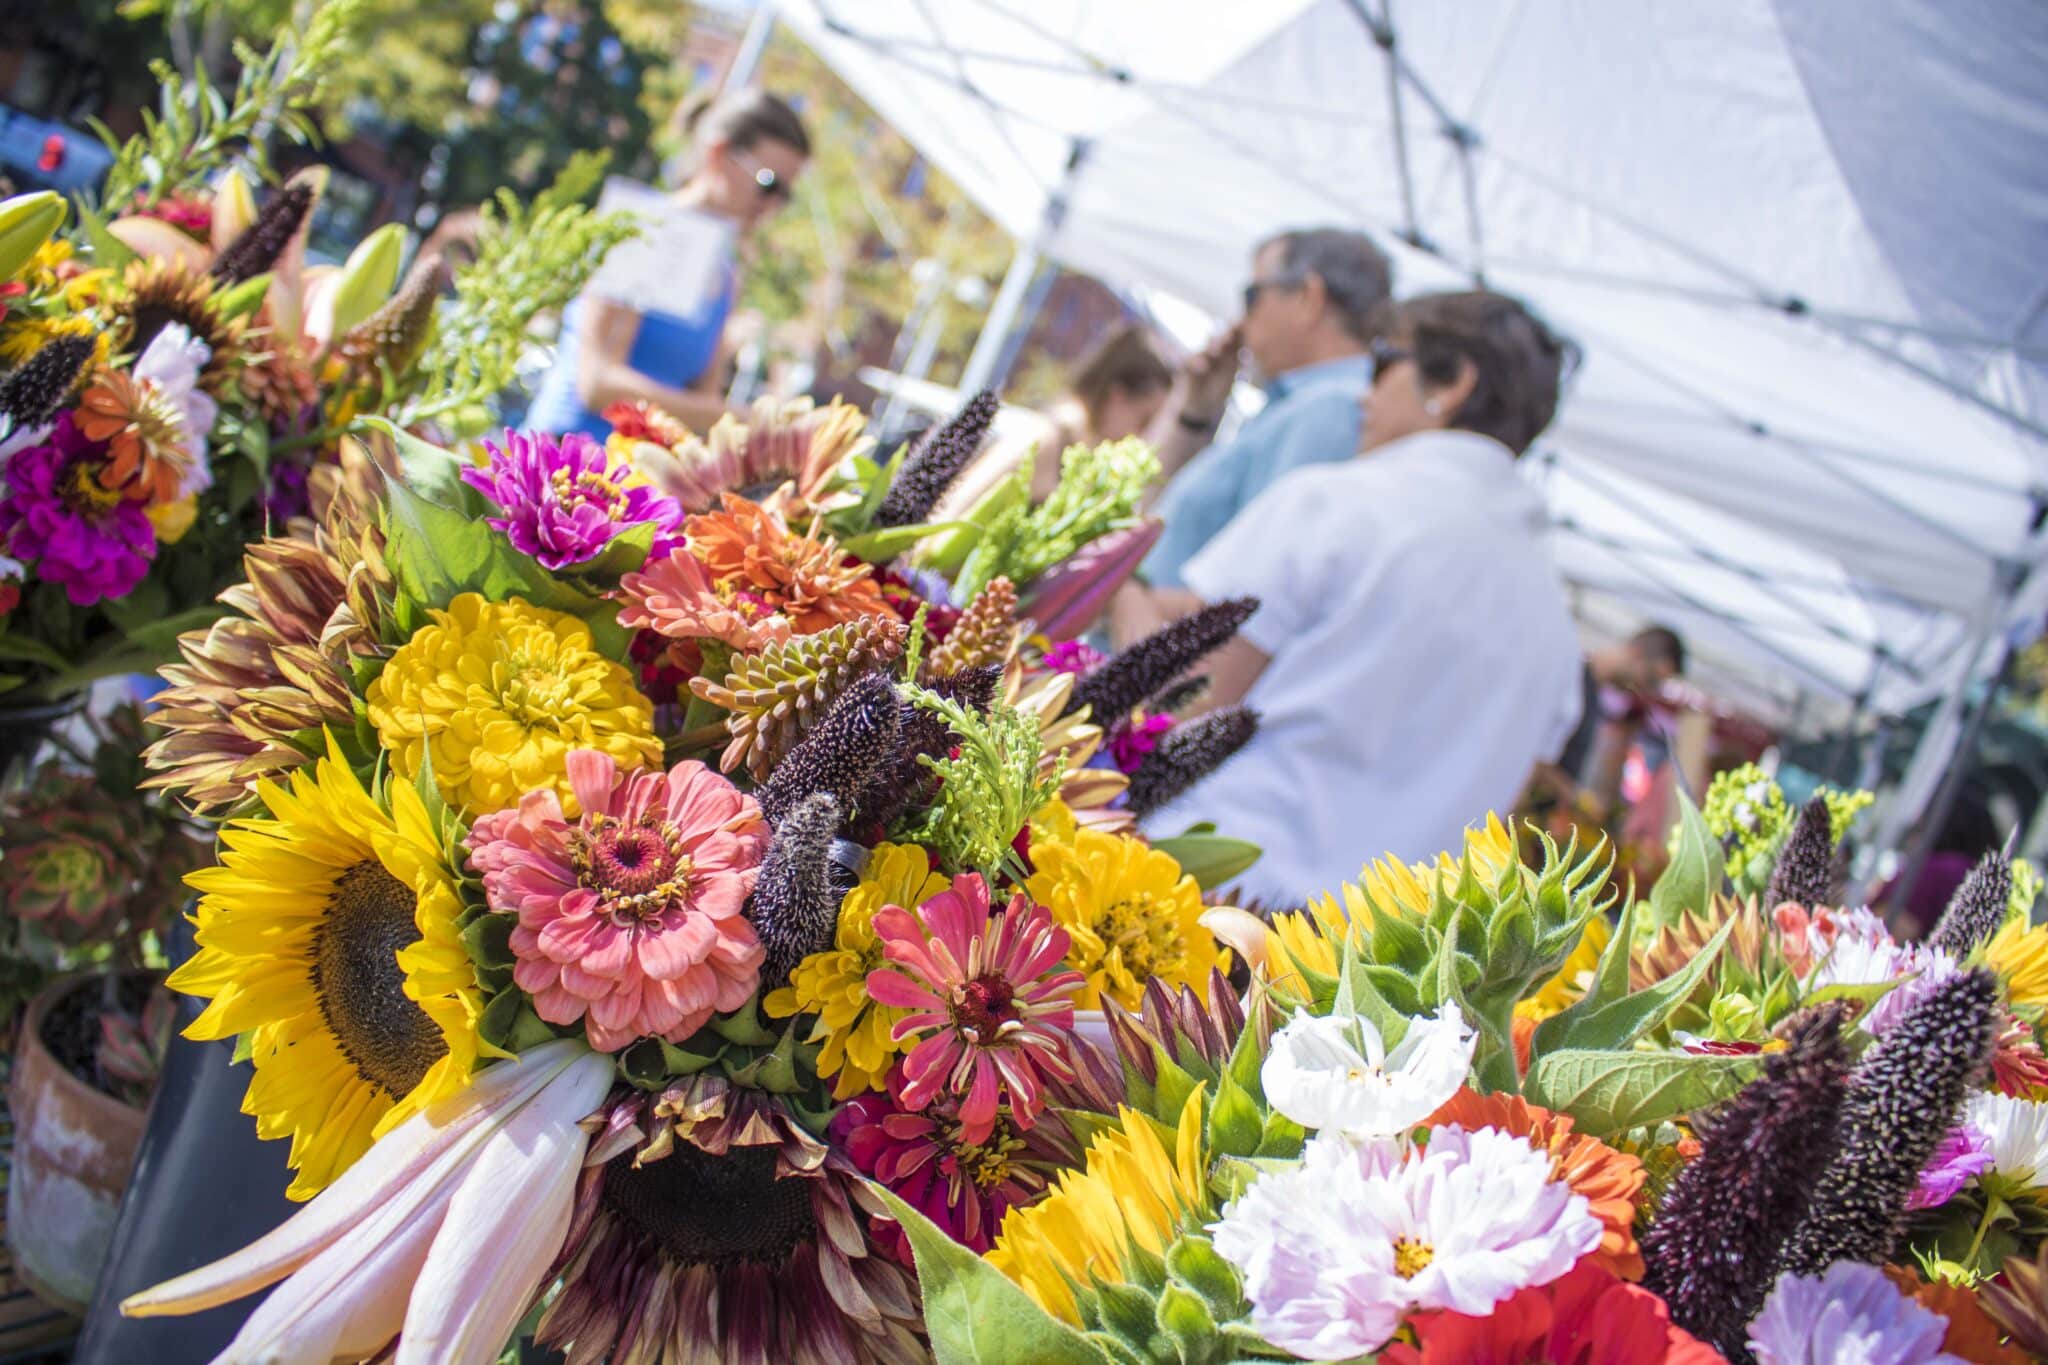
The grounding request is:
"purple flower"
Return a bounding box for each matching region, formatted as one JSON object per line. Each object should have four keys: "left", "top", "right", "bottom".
{"left": 463, "top": 429, "right": 685, "bottom": 571}
{"left": 0, "top": 413, "right": 155, "bottom": 606}
{"left": 1748, "top": 1262, "right": 1962, "bottom": 1363}
{"left": 1908, "top": 1125, "right": 1994, "bottom": 1210}
{"left": 1109, "top": 711, "right": 1173, "bottom": 773}
{"left": 262, "top": 461, "right": 310, "bottom": 525}
{"left": 1042, "top": 639, "right": 1105, "bottom": 675}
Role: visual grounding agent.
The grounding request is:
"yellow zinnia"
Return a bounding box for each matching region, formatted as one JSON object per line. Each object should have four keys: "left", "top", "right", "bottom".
{"left": 764, "top": 843, "right": 951, "bottom": 1099}
{"left": 1025, "top": 827, "right": 1224, "bottom": 1010}
{"left": 988, "top": 1085, "right": 1209, "bottom": 1324}
{"left": 365, "top": 593, "right": 658, "bottom": 819}
{"left": 170, "top": 732, "right": 491, "bottom": 1200}
{"left": 1990, "top": 918, "right": 2048, "bottom": 1010}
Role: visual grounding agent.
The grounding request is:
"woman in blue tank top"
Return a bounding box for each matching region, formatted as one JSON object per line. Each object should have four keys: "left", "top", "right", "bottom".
{"left": 526, "top": 88, "right": 810, "bottom": 440}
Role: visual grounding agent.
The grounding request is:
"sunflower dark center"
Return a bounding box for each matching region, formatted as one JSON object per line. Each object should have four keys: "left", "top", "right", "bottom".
{"left": 310, "top": 858, "right": 446, "bottom": 1101}
{"left": 601, "top": 1142, "right": 815, "bottom": 1267}
{"left": 951, "top": 975, "right": 1015, "bottom": 1040}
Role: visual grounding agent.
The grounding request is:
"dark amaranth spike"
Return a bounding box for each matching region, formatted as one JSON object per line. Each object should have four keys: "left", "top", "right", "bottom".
{"left": 1065, "top": 597, "right": 1259, "bottom": 722}
{"left": 1765, "top": 796, "right": 1837, "bottom": 912}
{"left": 756, "top": 670, "right": 900, "bottom": 829}
{"left": 852, "top": 664, "right": 1003, "bottom": 833}
{"left": 0, "top": 332, "right": 95, "bottom": 429}
{"left": 1125, "top": 707, "right": 1259, "bottom": 819}
{"left": 210, "top": 181, "right": 315, "bottom": 285}
{"left": 1928, "top": 850, "right": 2016, "bottom": 957}
{"left": 872, "top": 389, "right": 999, "bottom": 528}
{"left": 747, "top": 793, "right": 841, "bottom": 992}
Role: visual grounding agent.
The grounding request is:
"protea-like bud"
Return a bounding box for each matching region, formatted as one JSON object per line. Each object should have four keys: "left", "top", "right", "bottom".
{"left": 1125, "top": 707, "right": 1259, "bottom": 819}
{"left": 757, "top": 671, "right": 901, "bottom": 828}
{"left": 690, "top": 616, "right": 905, "bottom": 780}
{"left": 1778, "top": 969, "right": 1999, "bottom": 1278}
{"left": 1765, "top": 796, "right": 1837, "bottom": 912}
{"left": 1981, "top": 1240, "right": 2048, "bottom": 1360}
{"left": 209, "top": 181, "right": 314, "bottom": 285}
{"left": 1066, "top": 597, "right": 1259, "bottom": 722}
{"left": 0, "top": 331, "right": 95, "bottom": 429}
{"left": 1929, "top": 851, "right": 2015, "bottom": 958}
{"left": 339, "top": 252, "right": 444, "bottom": 376}
{"left": 926, "top": 576, "right": 1017, "bottom": 678}
{"left": 748, "top": 793, "right": 841, "bottom": 992}
{"left": 873, "top": 389, "right": 998, "bottom": 527}
{"left": 1642, "top": 1003, "right": 1853, "bottom": 1361}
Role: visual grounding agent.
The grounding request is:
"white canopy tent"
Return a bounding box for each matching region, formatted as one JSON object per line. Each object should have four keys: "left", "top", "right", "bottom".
{"left": 776, "top": 0, "right": 2048, "bottom": 854}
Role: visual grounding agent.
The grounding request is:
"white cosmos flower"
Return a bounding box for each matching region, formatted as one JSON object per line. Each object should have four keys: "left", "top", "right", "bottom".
{"left": 1808, "top": 909, "right": 1959, "bottom": 1036}
{"left": 1210, "top": 1125, "right": 1600, "bottom": 1359}
{"left": 1965, "top": 1090, "right": 2048, "bottom": 1194}
{"left": 1259, "top": 1003, "right": 1475, "bottom": 1137}
{"left": 132, "top": 322, "right": 218, "bottom": 492}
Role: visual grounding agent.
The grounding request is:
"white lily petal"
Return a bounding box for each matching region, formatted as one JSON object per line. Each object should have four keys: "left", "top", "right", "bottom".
{"left": 396, "top": 1048, "right": 615, "bottom": 1365}
{"left": 212, "top": 1157, "right": 452, "bottom": 1364}
{"left": 123, "top": 1041, "right": 582, "bottom": 1317}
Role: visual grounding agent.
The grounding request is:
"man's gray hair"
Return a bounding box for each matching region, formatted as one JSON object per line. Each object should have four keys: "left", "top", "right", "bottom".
{"left": 1261, "top": 227, "right": 1394, "bottom": 343}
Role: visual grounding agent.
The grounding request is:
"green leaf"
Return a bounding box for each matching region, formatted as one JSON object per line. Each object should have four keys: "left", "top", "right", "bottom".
{"left": 214, "top": 272, "right": 272, "bottom": 321}
{"left": 360, "top": 417, "right": 483, "bottom": 512}
{"left": 1649, "top": 788, "right": 1725, "bottom": 929}
{"left": 840, "top": 519, "right": 976, "bottom": 564}
{"left": 866, "top": 1182, "right": 1107, "bottom": 1365}
{"left": 114, "top": 604, "right": 230, "bottom": 660}
{"left": 1208, "top": 1073, "right": 1263, "bottom": 1158}
{"left": 0, "top": 631, "right": 72, "bottom": 672}
{"left": 566, "top": 518, "right": 657, "bottom": 586}
{"left": 1336, "top": 947, "right": 1409, "bottom": 1050}
{"left": 1536, "top": 907, "right": 1738, "bottom": 1055}
{"left": 1524, "top": 1048, "right": 1760, "bottom": 1137}
{"left": 1154, "top": 1282, "right": 1216, "bottom": 1358}
{"left": 1799, "top": 975, "right": 1908, "bottom": 1014}
{"left": 461, "top": 912, "right": 515, "bottom": 972}
{"left": 1151, "top": 832, "right": 1263, "bottom": 892}
{"left": 77, "top": 201, "right": 137, "bottom": 269}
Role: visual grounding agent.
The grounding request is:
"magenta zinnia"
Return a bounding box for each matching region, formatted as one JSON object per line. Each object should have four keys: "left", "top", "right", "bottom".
{"left": 462, "top": 429, "right": 685, "bottom": 571}
{"left": 537, "top": 1076, "right": 924, "bottom": 1364}
{"left": 465, "top": 751, "right": 770, "bottom": 1052}
{"left": 0, "top": 412, "right": 154, "bottom": 605}
{"left": 831, "top": 1070, "right": 1054, "bottom": 1261}
{"left": 867, "top": 874, "right": 1084, "bottom": 1145}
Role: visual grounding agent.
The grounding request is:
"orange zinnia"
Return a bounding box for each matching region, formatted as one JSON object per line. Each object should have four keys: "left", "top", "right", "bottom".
{"left": 682, "top": 493, "right": 893, "bottom": 634}
{"left": 77, "top": 370, "right": 198, "bottom": 504}
{"left": 1883, "top": 1266, "right": 2029, "bottom": 1365}
{"left": 1428, "top": 1087, "right": 1648, "bottom": 1281}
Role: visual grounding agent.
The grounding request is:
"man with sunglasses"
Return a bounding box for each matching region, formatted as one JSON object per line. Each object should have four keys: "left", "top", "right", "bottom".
{"left": 1139, "top": 227, "right": 1392, "bottom": 587}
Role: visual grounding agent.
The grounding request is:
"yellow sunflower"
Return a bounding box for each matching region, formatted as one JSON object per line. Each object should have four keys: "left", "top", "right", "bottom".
{"left": 365, "top": 593, "right": 659, "bottom": 819}
{"left": 764, "top": 842, "right": 951, "bottom": 1099}
{"left": 988, "top": 1085, "right": 1209, "bottom": 1324}
{"left": 170, "top": 733, "right": 491, "bottom": 1200}
{"left": 1990, "top": 918, "right": 2048, "bottom": 1011}
{"left": 1025, "top": 827, "right": 1225, "bottom": 1011}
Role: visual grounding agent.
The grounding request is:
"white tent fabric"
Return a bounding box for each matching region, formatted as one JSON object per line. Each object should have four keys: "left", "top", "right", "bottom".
{"left": 779, "top": 0, "right": 2048, "bottom": 723}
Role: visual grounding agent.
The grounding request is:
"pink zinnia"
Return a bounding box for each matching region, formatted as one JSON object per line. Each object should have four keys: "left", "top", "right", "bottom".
{"left": 465, "top": 751, "right": 770, "bottom": 1052}
{"left": 867, "top": 874, "right": 1084, "bottom": 1145}
{"left": 831, "top": 1069, "right": 1051, "bottom": 1262}
{"left": 0, "top": 413, "right": 155, "bottom": 606}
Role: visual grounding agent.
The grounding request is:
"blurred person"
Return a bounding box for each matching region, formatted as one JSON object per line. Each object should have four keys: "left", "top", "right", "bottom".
{"left": 1111, "top": 290, "right": 1582, "bottom": 903}
{"left": 1139, "top": 227, "right": 1393, "bottom": 587}
{"left": 942, "top": 323, "right": 1173, "bottom": 511}
{"left": 525, "top": 88, "right": 808, "bottom": 440}
{"left": 1544, "top": 625, "right": 1686, "bottom": 805}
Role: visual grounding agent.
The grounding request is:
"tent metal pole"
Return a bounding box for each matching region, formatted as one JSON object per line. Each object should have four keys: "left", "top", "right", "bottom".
{"left": 1346, "top": 0, "right": 1423, "bottom": 247}
{"left": 721, "top": 0, "right": 779, "bottom": 92}
{"left": 958, "top": 138, "right": 1088, "bottom": 396}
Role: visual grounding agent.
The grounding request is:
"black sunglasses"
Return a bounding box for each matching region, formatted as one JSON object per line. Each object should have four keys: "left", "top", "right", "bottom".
{"left": 1241, "top": 274, "right": 1302, "bottom": 313}
{"left": 1369, "top": 338, "right": 1414, "bottom": 383}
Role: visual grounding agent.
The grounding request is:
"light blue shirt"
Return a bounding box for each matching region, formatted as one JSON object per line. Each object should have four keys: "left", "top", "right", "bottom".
{"left": 1143, "top": 354, "right": 1371, "bottom": 587}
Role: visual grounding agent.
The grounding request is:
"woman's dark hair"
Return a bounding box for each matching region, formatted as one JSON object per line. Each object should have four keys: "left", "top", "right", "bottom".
{"left": 1069, "top": 324, "right": 1172, "bottom": 428}
{"left": 1397, "top": 290, "right": 1579, "bottom": 455}
{"left": 674, "top": 87, "right": 811, "bottom": 159}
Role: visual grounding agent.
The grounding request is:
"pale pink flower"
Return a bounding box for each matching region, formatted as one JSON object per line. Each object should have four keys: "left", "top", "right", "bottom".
{"left": 466, "top": 752, "right": 770, "bottom": 1052}
{"left": 615, "top": 545, "right": 794, "bottom": 653}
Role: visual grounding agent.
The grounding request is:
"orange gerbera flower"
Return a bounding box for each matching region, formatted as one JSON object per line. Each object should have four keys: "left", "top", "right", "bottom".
{"left": 77, "top": 370, "right": 201, "bottom": 504}
{"left": 682, "top": 493, "right": 893, "bottom": 634}
{"left": 1429, "top": 1087, "right": 1648, "bottom": 1281}
{"left": 1884, "top": 1266, "right": 2029, "bottom": 1365}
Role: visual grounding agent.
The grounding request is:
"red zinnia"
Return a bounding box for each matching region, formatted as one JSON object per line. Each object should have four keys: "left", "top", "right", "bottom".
{"left": 867, "top": 873, "right": 1084, "bottom": 1144}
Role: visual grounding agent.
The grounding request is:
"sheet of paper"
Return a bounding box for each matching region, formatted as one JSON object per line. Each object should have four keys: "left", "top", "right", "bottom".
{"left": 585, "top": 177, "right": 734, "bottom": 320}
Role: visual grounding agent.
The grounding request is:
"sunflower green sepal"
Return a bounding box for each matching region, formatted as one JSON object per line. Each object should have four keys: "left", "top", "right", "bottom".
{"left": 1530, "top": 877, "right": 1738, "bottom": 1061}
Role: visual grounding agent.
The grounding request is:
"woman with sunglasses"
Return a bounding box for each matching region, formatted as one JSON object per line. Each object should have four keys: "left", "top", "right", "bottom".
{"left": 1110, "top": 290, "right": 1586, "bottom": 905}
{"left": 526, "top": 88, "right": 808, "bottom": 440}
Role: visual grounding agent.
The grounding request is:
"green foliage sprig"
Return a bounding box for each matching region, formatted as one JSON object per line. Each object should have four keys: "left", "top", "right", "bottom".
{"left": 403, "top": 150, "right": 639, "bottom": 429}
{"left": 895, "top": 681, "right": 1061, "bottom": 879}
{"left": 92, "top": 0, "right": 367, "bottom": 211}
{"left": 956, "top": 438, "right": 1158, "bottom": 600}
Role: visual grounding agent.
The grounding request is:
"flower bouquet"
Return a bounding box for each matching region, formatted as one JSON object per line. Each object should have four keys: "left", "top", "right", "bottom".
{"left": 115, "top": 387, "right": 1271, "bottom": 1361}
{"left": 0, "top": 0, "right": 634, "bottom": 709}
{"left": 836, "top": 775, "right": 2048, "bottom": 1364}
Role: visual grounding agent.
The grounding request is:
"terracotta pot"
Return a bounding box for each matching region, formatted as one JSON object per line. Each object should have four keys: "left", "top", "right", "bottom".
{"left": 6, "top": 974, "right": 149, "bottom": 1313}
